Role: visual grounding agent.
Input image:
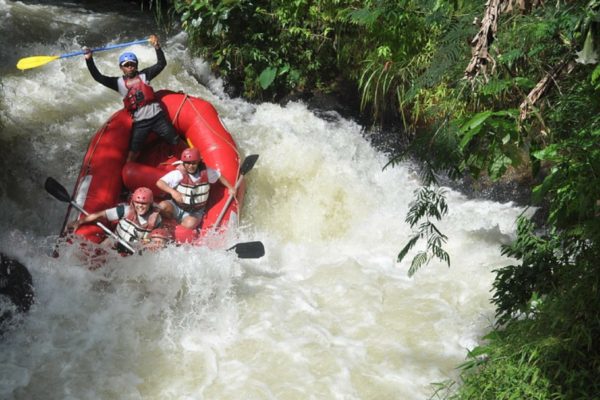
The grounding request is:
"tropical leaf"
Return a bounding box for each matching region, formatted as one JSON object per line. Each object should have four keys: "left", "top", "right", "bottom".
{"left": 258, "top": 66, "right": 277, "bottom": 89}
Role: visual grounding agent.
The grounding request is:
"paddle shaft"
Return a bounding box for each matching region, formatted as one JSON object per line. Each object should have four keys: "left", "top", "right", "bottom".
{"left": 59, "top": 38, "right": 149, "bottom": 59}
{"left": 68, "top": 201, "right": 136, "bottom": 254}
{"left": 214, "top": 177, "right": 243, "bottom": 228}
{"left": 17, "top": 38, "right": 150, "bottom": 70}
{"left": 214, "top": 155, "right": 259, "bottom": 228}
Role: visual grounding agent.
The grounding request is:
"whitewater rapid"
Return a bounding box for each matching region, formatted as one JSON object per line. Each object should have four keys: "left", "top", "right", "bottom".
{"left": 0, "top": 1, "right": 528, "bottom": 398}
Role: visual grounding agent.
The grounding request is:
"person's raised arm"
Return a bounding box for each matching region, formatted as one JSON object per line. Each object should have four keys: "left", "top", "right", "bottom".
{"left": 143, "top": 34, "right": 166, "bottom": 81}
{"left": 83, "top": 47, "right": 119, "bottom": 91}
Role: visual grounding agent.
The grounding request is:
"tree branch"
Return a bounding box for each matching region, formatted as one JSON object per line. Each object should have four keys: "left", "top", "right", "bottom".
{"left": 464, "top": 0, "right": 506, "bottom": 82}
{"left": 518, "top": 57, "right": 574, "bottom": 122}
{"left": 465, "top": 0, "right": 545, "bottom": 82}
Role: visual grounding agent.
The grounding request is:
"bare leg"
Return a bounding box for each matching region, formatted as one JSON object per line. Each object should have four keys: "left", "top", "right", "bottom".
{"left": 158, "top": 201, "right": 176, "bottom": 219}
{"left": 181, "top": 215, "right": 201, "bottom": 230}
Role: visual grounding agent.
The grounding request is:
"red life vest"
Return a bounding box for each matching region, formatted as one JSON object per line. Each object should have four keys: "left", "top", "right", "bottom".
{"left": 175, "top": 166, "right": 210, "bottom": 212}
{"left": 122, "top": 75, "right": 157, "bottom": 113}
{"left": 115, "top": 205, "right": 161, "bottom": 243}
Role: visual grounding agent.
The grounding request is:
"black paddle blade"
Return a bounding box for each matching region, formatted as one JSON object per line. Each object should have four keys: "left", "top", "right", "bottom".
{"left": 228, "top": 241, "right": 265, "bottom": 259}
{"left": 44, "top": 177, "right": 71, "bottom": 203}
{"left": 240, "top": 154, "right": 259, "bottom": 175}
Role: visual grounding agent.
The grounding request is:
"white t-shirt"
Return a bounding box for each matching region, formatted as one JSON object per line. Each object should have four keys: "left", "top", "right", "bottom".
{"left": 160, "top": 167, "right": 220, "bottom": 188}
{"left": 105, "top": 204, "right": 160, "bottom": 226}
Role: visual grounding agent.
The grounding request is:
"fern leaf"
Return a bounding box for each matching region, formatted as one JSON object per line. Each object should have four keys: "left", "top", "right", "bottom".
{"left": 397, "top": 234, "right": 421, "bottom": 263}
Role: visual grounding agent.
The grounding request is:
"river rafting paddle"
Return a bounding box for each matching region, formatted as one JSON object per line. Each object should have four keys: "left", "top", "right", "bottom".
{"left": 17, "top": 38, "right": 150, "bottom": 71}
{"left": 227, "top": 241, "right": 265, "bottom": 259}
{"left": 44, "top": 177, "right": 136, "bottom": 254}
{"left": 214, "top": 154, "right": 259, "bottom": 228}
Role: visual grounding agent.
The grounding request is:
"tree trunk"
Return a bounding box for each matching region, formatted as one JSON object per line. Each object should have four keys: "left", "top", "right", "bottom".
{"left": 464, "top": 0, "right": 506, "bottom": 82}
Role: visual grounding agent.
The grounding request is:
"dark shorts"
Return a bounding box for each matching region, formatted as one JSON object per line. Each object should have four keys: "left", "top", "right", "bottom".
{"left": 130, "top": 111, "right": 179, "bottom": 152}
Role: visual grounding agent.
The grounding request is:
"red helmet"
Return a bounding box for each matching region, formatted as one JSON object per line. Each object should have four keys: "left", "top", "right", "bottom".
{"left": 181, "top": 148, "right": 201, "bottom": 163}
{"left": 132, "top": 187, "right": 154, "bottom": 204}
{"left": 149, "top": 228, "right": 170, "bottom": 240}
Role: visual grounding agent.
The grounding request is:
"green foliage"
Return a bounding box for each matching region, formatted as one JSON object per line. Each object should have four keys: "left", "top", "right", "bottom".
{"left": 592, "top": 64, "right": 600, "bottom": 88}
{"left": 166, "top": 0, "right": 362, "bottom": 99}
{"left": 450, "top": 239, "right": 600, "bottom": 399}
{"left": 449, "top": 331, "right": 557, "bottom": 399}
{"left": 346, "top": 1, "right": 483, "bottom": 128}
{"left": 532, "top": 124, "right": 600, "bottom": 237}
{"left": 455, "top": 108, "right": 522, "bottom": 180}
{"left": 397, "top": 186, "right": 450, "bottom": 276}
{"left": 528, "top": 65, "right": 600, "bottom": 242}
{"left": 385, "top": 1, "right": 600, "bottom": 398}
{"left": 348, "top": 0, "right": 440, "bottom": 123}
{"left": 492, "top": 217, "right": 562, "bottom": 326}
{"left": 258, "top": 66, "right": 277, "bottom": 90}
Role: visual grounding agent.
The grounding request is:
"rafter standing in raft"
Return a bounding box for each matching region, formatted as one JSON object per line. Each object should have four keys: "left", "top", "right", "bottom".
{"left": 83, "top": 34, "right": 182, "bottom": 162}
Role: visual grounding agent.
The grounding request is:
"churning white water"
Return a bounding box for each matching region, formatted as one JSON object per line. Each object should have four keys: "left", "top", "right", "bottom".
{"left": 0, "top": 1, "right": 528, "bottom": 398}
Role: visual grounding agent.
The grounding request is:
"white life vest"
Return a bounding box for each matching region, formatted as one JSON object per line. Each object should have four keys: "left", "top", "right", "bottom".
{"left": 114, "top": 205, "right": 161, "bottom": 243}
{"left": 175, "top": 166, "right": 210, "bottom": 212}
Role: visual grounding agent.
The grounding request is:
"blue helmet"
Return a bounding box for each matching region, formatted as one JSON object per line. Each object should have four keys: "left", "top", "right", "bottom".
{"left": 118, "top": 52, "right": 138, "bottom": 66}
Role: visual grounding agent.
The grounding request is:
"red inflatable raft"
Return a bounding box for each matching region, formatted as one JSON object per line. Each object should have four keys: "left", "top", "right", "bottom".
{"left": 60, "top": 91, "right": 246, "bottom": 245}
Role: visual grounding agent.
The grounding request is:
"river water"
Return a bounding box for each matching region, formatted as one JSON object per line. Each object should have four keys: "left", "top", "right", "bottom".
{"left": 0, "top": 1, "right": 529, "bottom": 399}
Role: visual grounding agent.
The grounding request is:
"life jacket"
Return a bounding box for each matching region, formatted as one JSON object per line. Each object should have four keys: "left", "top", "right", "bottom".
{"left": 175, "top": 165, "right": 210, "bottom": 212}
{"left": 115, "top": 205, "right": 161, "bottom": 243}
{"left": 122, "top": 75, "right": 157, "bottom": 113}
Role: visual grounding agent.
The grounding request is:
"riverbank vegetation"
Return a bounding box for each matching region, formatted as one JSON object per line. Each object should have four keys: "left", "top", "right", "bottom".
{"left": 149, "top": 0, "right": 600, "bottom": 398}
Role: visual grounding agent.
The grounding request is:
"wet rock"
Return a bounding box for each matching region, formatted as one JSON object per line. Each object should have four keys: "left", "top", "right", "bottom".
{"left": 1, "top": 252, "right": 34, "bottom": 328}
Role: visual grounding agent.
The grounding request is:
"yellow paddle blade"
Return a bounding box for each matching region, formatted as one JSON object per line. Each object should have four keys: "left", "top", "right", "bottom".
{"left": 16, "top": 55, "right": 60, "bottom": 71}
